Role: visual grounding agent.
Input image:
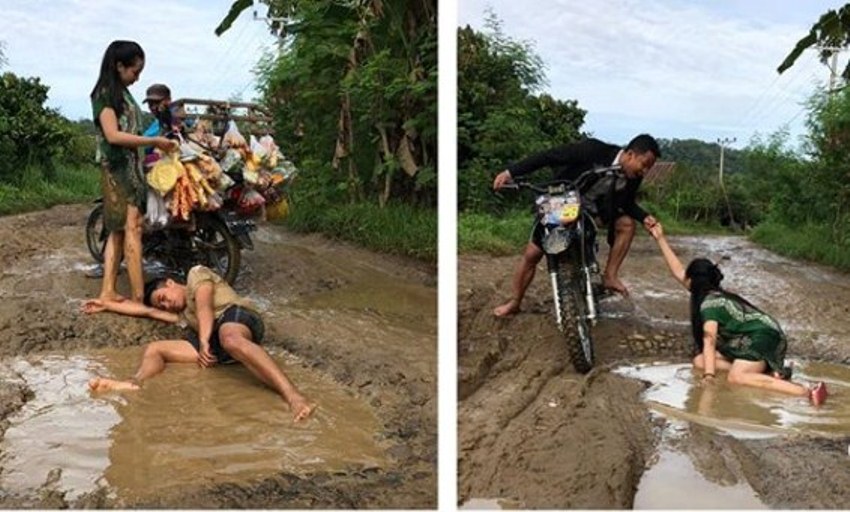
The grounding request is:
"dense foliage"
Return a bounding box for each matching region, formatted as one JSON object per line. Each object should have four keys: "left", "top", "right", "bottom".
{"left": 219, "top": 0, "right": 436, "bottom": 211}
{"left": 0, "top": 73, "right": 91, "bottom": 182}
{"left": 457, "top": 16, "right": 586, "bottom": 213}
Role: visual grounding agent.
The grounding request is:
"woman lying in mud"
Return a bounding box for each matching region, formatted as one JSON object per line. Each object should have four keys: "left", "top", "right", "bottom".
{"left": 82, "top": 265, "right": 315, "bottom": 421}
{"left": 649, "top": 223, "right": 828, "bottom": 405}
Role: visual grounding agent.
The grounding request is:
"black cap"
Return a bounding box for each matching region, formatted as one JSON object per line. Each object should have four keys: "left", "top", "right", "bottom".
{"left": 143, "top": 83, "right": 171, "bottom": 104}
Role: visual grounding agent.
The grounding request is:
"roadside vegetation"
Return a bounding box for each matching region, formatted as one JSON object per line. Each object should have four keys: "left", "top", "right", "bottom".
{"left": 219, "top": 1, "right": 437, "bottom": 263}
{"left": 457, "top": 12, "right": 850, "bottom": 272}
{"left": 0, "top": 53, "right": 99, "bottom": 215}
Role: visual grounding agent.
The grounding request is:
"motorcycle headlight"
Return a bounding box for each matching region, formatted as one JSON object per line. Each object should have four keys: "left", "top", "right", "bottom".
{"left": 537, "top": 192, "right": 580, "bottom": 225}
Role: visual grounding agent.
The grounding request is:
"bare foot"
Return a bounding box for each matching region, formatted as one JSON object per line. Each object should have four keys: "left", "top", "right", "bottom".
{"left": 97, "top": 292, "right": 127, "bottom": 303}
{"left": 493, "top": 298, "right": 521, "bottom": 317}
{"left": 290, "top": 395, "right": 317, "bottom": 422}
{"left": 602, "top": 276, "right": 630, "bottom": 297}
{"left": 88, "top": 376, "right": 140, "bottom": 393}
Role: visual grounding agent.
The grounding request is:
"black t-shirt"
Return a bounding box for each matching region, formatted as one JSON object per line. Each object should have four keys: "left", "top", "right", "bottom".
{"left": 506, "top": 138, "right": 648, "bottom": 223}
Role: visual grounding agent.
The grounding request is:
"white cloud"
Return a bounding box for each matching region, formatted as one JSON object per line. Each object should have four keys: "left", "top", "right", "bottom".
{"left": 0, "top": 0, "right": 278, "bottom": 120}
{"left": 459, "top": 0, "right": 846, "bottom": 147}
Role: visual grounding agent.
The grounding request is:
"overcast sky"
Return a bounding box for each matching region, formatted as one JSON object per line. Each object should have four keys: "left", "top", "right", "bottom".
{"left": 459, "top": 0, "right": 848, "bottom": 149}
{"left": 0, "top": 0, "right": 277, "bottom": 121}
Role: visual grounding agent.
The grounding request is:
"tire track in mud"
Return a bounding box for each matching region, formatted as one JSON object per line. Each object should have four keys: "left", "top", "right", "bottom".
{"left": 458, "top": 272, "right": 662, "bottom": 508}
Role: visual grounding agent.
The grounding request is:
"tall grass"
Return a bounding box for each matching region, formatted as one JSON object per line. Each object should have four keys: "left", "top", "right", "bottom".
{"left": 282, "top": 200, "right": 437, "bottom": 263}
{"left": 458, "top": 209, "right": 530, "bottom": 255}
{"left": 0, "top": 165, "right": 99, "bottom": 215}
{"left": 750, "top": 221, "right": 850, "bottom": 272}
{"left": 458, "top": 205, "right": 733, "bottom": 256}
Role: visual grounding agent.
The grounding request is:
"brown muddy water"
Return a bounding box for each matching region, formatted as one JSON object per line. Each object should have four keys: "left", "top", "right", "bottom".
{"left": 617, "top": 359, "right": 850, "bottom": 509}
{"left": 616, "top": 360, "right": 850, "bottom": 438}
{"left": 0, "top": 348, "right": 387, "bottom": 502}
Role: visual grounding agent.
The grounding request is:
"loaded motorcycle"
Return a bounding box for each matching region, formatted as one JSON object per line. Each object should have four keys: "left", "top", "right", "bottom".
{"left": 502, "top": 165, "right": 621, "bottom": 373}
{"left": 85, "top": 183, "right": 257, "bottom": 285}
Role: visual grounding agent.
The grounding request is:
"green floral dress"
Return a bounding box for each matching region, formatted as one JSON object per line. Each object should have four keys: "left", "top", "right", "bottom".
{"left": 92, "top": 89, "right": 146, "bottom": 231}
{"left": 699, "top": 291, "right": 792, "bottom": 378}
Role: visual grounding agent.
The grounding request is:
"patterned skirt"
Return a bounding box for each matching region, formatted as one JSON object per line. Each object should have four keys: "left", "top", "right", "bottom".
{"left": 100, "top": 160, "right": 147, "bottom": 232}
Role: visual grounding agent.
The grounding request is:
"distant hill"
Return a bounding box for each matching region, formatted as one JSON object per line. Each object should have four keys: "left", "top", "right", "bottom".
{"left": 658, "top": 138, "right": 745, "bottom": 173}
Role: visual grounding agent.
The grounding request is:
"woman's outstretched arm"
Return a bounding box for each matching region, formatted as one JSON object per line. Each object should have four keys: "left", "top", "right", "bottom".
{"left": 649, "top": 223, "right": 688, "bottom": 289}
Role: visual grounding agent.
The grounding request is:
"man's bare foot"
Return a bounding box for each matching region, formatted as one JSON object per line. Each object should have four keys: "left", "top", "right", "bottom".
{"left": 602, "top": 276, "right": 629, "bottom": 297}
{"left": 493, "top": 298, "right": 521, "bottom": 317}
{"left": 289, "top": 395, "right": 317, "bottom": 422}
{"left": 88, "top": 376, "right": 140, "bottom": 393}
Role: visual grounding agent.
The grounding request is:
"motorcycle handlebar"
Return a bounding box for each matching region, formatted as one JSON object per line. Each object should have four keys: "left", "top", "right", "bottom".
{"left": 500, "top": 165, "right": 622, "bottom": 193}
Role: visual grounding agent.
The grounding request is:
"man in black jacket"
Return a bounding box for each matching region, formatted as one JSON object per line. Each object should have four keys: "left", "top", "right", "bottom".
{"left": 492, "top": 134, "right": 661, "bottom": 317}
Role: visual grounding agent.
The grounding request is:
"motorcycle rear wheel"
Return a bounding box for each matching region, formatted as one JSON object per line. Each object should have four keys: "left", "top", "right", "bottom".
{"left": 193, "top": 215, "right": 242, "bottom": 284}
{"left": 85, "top": 203, "right": 106, "bottom": 264}
{"left": 556, "top": 264, "right": 594, "bottom": 374}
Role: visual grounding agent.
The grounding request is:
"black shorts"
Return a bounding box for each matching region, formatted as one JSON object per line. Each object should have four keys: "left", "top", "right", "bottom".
{"left": 186, "top": 305, "right": 265, "bottom": 364}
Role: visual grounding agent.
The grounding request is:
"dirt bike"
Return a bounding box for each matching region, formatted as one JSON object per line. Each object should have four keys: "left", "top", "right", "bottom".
{"left": 85, "top": 193, "right": 256, "bottom": 285}
{"left": 503, "top": 165, "right": 621, "bottom": 373}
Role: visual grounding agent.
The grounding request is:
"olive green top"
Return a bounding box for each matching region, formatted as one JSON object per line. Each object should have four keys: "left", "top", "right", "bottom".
{"left": 182, "top": 265, "right": 258, "bottom": 332}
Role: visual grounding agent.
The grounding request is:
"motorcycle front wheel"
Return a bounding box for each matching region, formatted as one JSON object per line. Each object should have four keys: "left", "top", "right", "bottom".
{"left": 556, "top": 264, "right": 594, "bottom": 374}
{"left": 192, "top": 215, "right": 242, "bottom": 284}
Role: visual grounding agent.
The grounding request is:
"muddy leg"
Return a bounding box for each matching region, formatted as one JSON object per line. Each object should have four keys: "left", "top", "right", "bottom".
{"left": 693, "top": 353, "right": 733, "bottom": 372}
{"left": 89, "top": 340, "right": 197, "bottom": 392}
{"left": 727, "top": 359, "right": 809, "bottom": 397}
{"left": 123, "top": 205, "right": 145, "bottom": 303}
{"left": 494, "top": 242, "right": 543, "bottom": 317}
{"left": 99, "top": 231, "right": 125, "bottom": 301}
{"left": 219, "top": 323, "right": 315, "bottom": 421}
{"left": 602, "top": 216, "right": 636, "bottom": 296}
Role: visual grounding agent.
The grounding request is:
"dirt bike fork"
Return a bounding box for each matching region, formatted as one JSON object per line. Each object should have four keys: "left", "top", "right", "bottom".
{"left": 546, "top": 255, "right": 565, "bottom": 331}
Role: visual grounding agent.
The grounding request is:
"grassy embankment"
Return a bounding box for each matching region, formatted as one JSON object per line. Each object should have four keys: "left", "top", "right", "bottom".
{"left": 281, "top": 201, "right": 437, "bottom": 263}
{"left": 458, "top": 205, "right": 730, "bottom": 256}
{"left": 0, "top": 165, "right": 100, "bottom": 215}
{"left": 460, "top": 208, "right": 850, "bottom": 273}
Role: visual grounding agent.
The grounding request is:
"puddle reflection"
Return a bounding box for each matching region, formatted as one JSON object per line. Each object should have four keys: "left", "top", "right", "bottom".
{"left": 616, "top": 361, "right": 850, "bottom": 437}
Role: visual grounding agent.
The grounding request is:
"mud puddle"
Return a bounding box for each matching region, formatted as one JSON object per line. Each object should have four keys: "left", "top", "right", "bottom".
{"left": 616, "top": 360, "right": 850, "bottom": 438}
{"left": 0, "top": 348, "right": 388, "bottom": 502}
{"left": 460, "top": 497, "right": 524, "bottom": 509}
{"left": 634, "top": 447, "right": 766, "bottom": 509}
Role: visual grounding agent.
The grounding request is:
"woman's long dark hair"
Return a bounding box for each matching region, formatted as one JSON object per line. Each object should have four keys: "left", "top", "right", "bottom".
{"left": 686, "top": 258, "right": 763, "bottom": 351}
{"left": 90, "top": 40, "right": 144, "bottom": 125}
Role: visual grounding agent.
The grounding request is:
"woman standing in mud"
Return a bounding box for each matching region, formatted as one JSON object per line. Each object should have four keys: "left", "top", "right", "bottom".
{"left": 649, "top": 223, "right": 828, "bottom": 405}
{"left": 82, "top": 265, "right": 315, "bottom": 422}
{"left": 90, "top": 40, "right": 177, "bottom": 302}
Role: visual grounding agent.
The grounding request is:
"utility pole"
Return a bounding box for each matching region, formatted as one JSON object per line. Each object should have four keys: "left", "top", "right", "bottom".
{"left": 717, "top": 137, "right": 737, "bottom": 229}
{"left": 815, "top": 46, "right": 848, "bottom": 93}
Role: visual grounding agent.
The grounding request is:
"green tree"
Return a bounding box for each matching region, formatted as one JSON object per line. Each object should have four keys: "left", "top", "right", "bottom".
{"left": 217, "top": 0, "right": 437, "bottom": 208}
{"left": 778, "top": 4, "right": 850, "bottom": 80}
{"left": 457, "top": 14, "right": 586, "bottom": 213}
{"left": 0, "top": 72, "right": 76, "bottom": 182}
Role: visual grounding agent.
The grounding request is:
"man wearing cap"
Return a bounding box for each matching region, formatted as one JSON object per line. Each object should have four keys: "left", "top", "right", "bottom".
{"left": 142, "top": 83, "right": 176, "bottom": 140}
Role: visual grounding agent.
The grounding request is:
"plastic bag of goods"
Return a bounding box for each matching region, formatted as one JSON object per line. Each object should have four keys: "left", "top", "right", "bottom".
{"left": 222, "top": 120, "right": 247, "bottom": 149}
{"left": 147, "top": 154, "right": 184, "bottom": 195}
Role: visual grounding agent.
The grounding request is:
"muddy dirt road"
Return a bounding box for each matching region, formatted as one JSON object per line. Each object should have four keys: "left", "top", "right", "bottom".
{"left": 0, "top": 204, "right": 436, "bottom": 508}
{"left": 459, "top": 234, "right": 850, "bottom": 509}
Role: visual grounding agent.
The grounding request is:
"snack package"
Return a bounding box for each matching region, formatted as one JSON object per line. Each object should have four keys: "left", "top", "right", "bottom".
{"left": 147, "top": 154, "right": 184, "bottom": 195}
{"left": 222, "top": 120, "right": 247, "bottom": 149}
